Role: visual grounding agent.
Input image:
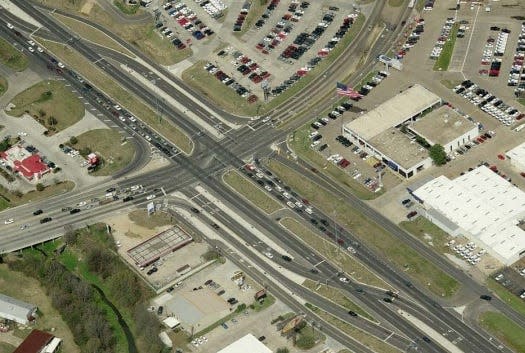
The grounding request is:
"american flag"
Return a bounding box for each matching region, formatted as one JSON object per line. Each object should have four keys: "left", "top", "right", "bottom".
{"left": 336, "top": 82, "right": 362, "bottom": 98}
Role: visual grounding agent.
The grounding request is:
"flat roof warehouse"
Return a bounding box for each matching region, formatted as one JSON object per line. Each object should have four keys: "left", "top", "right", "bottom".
{"left": 344, "top": 84, "right": 441, "bottom": 140}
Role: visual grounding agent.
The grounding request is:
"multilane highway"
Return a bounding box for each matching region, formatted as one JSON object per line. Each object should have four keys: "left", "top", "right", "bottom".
{"left": 0, "top": 2, "right": 521, "bottom": 353}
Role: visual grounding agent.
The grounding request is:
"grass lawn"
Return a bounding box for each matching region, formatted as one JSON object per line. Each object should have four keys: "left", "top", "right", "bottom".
{"left": 0, "top": 342, "right": 15, "bottom": 353}
{"left": 388, "top": 0, "right": 405, "bottom": 6}
{"left": 302, "top": 279, "right": 374, "bottom": 320}
{"left": 306, "top": 303, "right": 402, "bottom": 353}
{"left": 487, "top": 279, "right": 525, "bottom": 316}
{"left": 0, "top": 264, "right": 81, "bottom": 353}
{"left": 8, "top": 80, "right": 84, "bottom": 132}
{"left": 223, "top": 170, "right": 282, "bottom": 214}
{"left": 440, "top": 79, "right": 461, "bottom": 89}
{"left": 415, "top": 0, "right": 425, "bottom": 11}
{"left": 0, "top": 76, "right": 7, "bottom": 96}
{"left": 128, "top": 209, "right": 174, "bottom": 229}
{"left": 518, "top": 98, "right": 525, "bottom": 107}
{"left": 270, "top": 160, "right": 459, "bottom": 297}
{"left": 479, "top": 312, "right": 525, "bottom": 353}
{"left": 1, "top": 181, "right": 74, "bottom": 207}
{"left": 168, "top": 329, "right": 190, "bottom": 352}
{"left": 280, "top": 218, "right": 391, "bottom": 289}
{"left": 399, "top": 217, "right": 452, "bottom": 255}
{"left": 53, "top": 13, "right": 135, "bottom": 57}
{"left": 68, "top": 129, "right": 135, "bottom": 176}
{"left": 182, "top": 61, "right": 260, "bottom": 116}
{"left": 252, "top": 293, "right": 276, "bottom": 312}
{"left": 295, "top": 322, "right": 325, "bottom": 350}
{"left": 37, "top": 38, "right": 193, "bottom": 154}
{"left": 0, "top": 37, "right": 28, "bottom": 71}
{"left": 113, "top": 0, "right": 141, "bottom": 15}
{"left": 289, "top": 125, "right": 378, "bottom": 200}
{"left": 433, "top": 23, "right": 459, "bottom": 71}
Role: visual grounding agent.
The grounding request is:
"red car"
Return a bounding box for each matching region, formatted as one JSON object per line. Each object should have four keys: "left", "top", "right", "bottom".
{"left": 497, "top": 154, "right": 505, "bottom": 160}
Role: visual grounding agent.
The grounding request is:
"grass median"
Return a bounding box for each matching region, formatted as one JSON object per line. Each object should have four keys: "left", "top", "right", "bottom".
{"left": 223, "top": 170, "right": 282, "bottom": 214}
{"left": 487, "top": 279, "right": 525, "bottom": 316}
{"left": 37, "top": 38, "right": 193, "bottom": 154}
{"left": 270, "top": 160, "right": 459, "bottom": 297}
{"left": 302, "top": 279, "right": 374, "bottom": 321}
{"left": 280, "top": 218, "right": 391, "bottom": 289}
{"left": 8, "top": 80, "right": 84, "bottom": 132}
{"left": 67, "top": 129, "right": 135, "bottom": 176}
{"left": 433, "top": 23, "right": 459, "bottom": 71}
{"left": 52, "top": 13, "right": 135, "bottom": 57}
{"left": 306, "top": 303, "right": 402, "bottom": 353}
{"left": 479, "top": 311, "right": 525, "bottom": 353}
{"left": 0, "top": 37, "right": 28, "bottom": 71}
{"left": 289, "top": 125, "right": 378, "bottom": 200}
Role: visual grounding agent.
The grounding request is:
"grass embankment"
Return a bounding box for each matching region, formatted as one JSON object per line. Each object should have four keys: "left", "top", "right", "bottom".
{"left": 0, "top": 76, "right": 7, "bottom": 96}
{"left": 302, "top": 279, "right": 374, "bottom": 320}
{"left": 53, "top": 13, "right": 135, "bottom": 56}
{"left": 0, "top": 181, "right": 74, "bottom": 210}
{"left": 8, "top": 80, "right": 84, "bottom": 132}
{"left": 113, "top": 0, "right": 140, "bottom": 15}
{"left": 270, "top": 160, "right": 459, "bottom": 297}
{"left": 400, "top": 217, "right": 451, "bottom": 254}
{"left": 479, "top": 312, "right": 525, "bottom": 353}
{"left": 306, "top": 303, "right": 402, "bottom": 353}
{"left": 128, "top": 209, "right": 173, "bottom": 229}
{"left": 68, "top": 129, "right": 135, "bottom": 176}
{"left": 223, "top": 170, "right": 282, "bottom": 214}
{"left": 281, "top": 218, "right": 391, "bottom": 289}
{"left": 487, "top": 279, "right": 525, "bottom": 316}
{"left": 0, "top": 264, "right": 81, "bottom": 353}
{"left": 433, "top": 23, "right": 459, "bottom": 71}
{"left": 0, "top": 37, "right": 28, "bottom": 71}
{"left": 289, "top": 125, "right": 378, "bottom": 200}
{"left": 37, "top": 38, "right": 193, "bottom": 154}
{"left": 182, "top": 14, "right": 365, "bottom": 117}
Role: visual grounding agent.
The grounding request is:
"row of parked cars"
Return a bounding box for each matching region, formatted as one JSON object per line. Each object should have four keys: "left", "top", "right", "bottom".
{"left": 453, "top": 80, "right": 521, "bottom": 126}
{"left": 204, "top": 62, "right": 256, "bottom": 102}
{"left": 255, "top": 1, "right": 310, "bottom": 54}
{"left": 233, "top": 2, "right": 250, "bottom": 31}
{"left": 429, "top": 17, "right": 454, "bottom": 60}
{"left": 254, "top": 0, "right": 281, "bottom": 30}
{"left": 508, "top": 23, "right": 525, "bottom": 94}
{"left": 163, "top": 1, "right": 214, "bottom": 40}
{"left": 356, "top": 70, "right": 389, "bottom": 98}
{"left": 270, "top": 14, "right": 357, "bottom": 96}
{"left": 194, "top": 0, "right": 226, "bottom": 19}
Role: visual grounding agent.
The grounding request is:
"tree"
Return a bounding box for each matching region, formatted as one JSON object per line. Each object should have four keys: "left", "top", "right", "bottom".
{"left": 47, "top": 116, "right": 57, "bottom": 127}
{"left": 276, "top": 348, "right": 290, "bottom": 353}
{"left": 38, "top": 108, "right": 46, "bottom": 117}
{"left": 36, "top": 183, "right": 45, "bottom": 191}
{"left": 429, "top": 144, "right": 447, "bottom": 165}
{"left": 69, "top": 136, "right": 78, "bottom": 145}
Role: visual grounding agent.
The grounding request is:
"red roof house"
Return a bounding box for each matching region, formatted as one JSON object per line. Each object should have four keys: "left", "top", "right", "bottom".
{"left": 13, "top": 329, "right": 56, "bottom": 353}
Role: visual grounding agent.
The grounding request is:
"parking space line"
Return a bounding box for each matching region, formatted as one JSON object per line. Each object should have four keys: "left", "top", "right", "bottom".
{"left": 459, "top": 5, "right": 481, "bottom": 78}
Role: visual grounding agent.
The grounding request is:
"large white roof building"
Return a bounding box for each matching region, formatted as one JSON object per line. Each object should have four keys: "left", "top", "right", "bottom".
{"left": 506, "top": 141, "right": 525, "bottom": 172}
{"left": 216, "top": 334, "right": 272, "bottom": 353}
{"left": 412, "top": 166, "right": 525, "bottom": 264}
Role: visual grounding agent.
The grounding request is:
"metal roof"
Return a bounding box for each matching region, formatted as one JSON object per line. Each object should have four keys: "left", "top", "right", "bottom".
{"left": 413, "top": 166, "right": 525, "bottom": 263}
{"left": 0, "top": 293, "right": 36, "bottom": 324}
{"left": 216, "top": 334, "right": 272, "bottom": 353}
{"left": 344, "top": 84, "right": 441, "bottom": 140}
{"left": 506, "top": 141, "right": 525, "bottom": 170}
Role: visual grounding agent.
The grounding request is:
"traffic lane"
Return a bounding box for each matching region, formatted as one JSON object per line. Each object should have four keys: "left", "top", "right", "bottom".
{"left": 186, "top": 210, "right": 406, "bottom": 352}
{"left": 272, "top": 155, "right": 508, "bottom": 353}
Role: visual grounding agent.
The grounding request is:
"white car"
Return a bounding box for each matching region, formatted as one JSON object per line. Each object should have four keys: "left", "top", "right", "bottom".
{"left": 28, "top": 40, "right": 36, "bottom": 46}
{"left": 113, "top": 104, "right": 122, "bottom": 110}
{"left": 57, "top": 62, "right": 65, "bottom": 68}
{"left": 347, "top": 247, "right": 356, "bottom": 254}
{"left": 339, "top": 277, "right": 350, "bottom": 283}
{"left": 264, "top": 252, "right": 273, "bottom": 259}
{"left": 36, "top": 46, "right": 44, "bottom": 53}
{"left": 146, "top": 194, "right": 156, "bottom": 200}
{"left": 4, "top": 218, "right": 14, "bottom": 225}
{"left": 264, "top": 185, "right": 272, "bottom": 192}
{"left": 28, "top": 47, "right": 34, "bottom": 53}
{"left": 6, "top": 23, "right": 14, "bottom": 29}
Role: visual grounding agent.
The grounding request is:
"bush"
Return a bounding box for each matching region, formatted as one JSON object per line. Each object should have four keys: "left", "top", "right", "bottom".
{"left": 36, "top": 183, "right": 45, "bottom": 192}
{"left": 69, "top": 136, "right": 78, "bottom": 145}
{"left": 276, "top": 348, "right": 290, "bottom": 353}
{"left": 296, "top": 335, "right": 315, "bottom": 349}
{"left": 429, "top": 144, "right": 447, "bottom": 165}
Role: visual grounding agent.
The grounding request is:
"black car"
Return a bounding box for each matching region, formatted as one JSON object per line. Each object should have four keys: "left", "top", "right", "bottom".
{"left": 310, "top": 268, "right": 319, "bottom": 274}
{"left": 106, "top": 187, "right": 116, "bottom": 193}
{"left": 422, "top": 336, "right": 431, "bottom": 343}
{"left": 157, "top": 306, "right": 164, "bottom": 315}
{"left": 40, "top": 217, "right": 52, "bottom": 224}
{"left": 348, "top": 311, "right": 358, "bottom": 317}
{"left": 281, "top": 255, "right": 292, "bottom": 262}
{"left": 69, "top": 208, "right": 81, "bottom": 215}
{"left": 211, "top": 223, "right": 220, "bottom": 230}
{"left": 146, "top": 267, "right": 158, "bottom": 275}
{"left": 33, "top": 209, "right": 43, "bottom": 216}
{"left": 480, "top": 294, "right": 492, "bottom": 301}
{"left": 122, "top": 196, "right": 134, "bottom": 202}
{"left": 204, "top": 279, "right": 213, "bottom": 286}
{"left": 383, "top": 297, "right": 393, "bottom": 303}
{"left": 166, "top": 286, "right": 175, "bottom": 293}
{"left": 190, "top": 207, "right": 200, "bottom": 213}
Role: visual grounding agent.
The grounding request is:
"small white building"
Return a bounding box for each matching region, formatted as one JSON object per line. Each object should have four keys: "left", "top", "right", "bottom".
{"left": 506, "top": 142, "right": 525, "bottom": 172}
{"left": 216, "top": 334, "right": 272, "bottom": 353}
{"left": 0, "top": 293, "right": 37, "bottom": 325}
{"left": 411, "top": 166, "right": 525, "bottom": 265}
